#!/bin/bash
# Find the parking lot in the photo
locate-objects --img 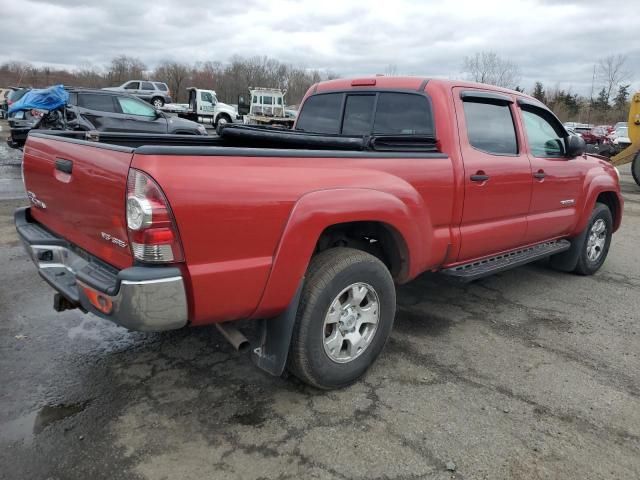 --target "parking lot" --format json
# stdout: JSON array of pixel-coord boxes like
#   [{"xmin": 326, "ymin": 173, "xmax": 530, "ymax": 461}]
[{"xmin": 0, "ymin": 118, "xmax": 638, "ymax": 479}]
